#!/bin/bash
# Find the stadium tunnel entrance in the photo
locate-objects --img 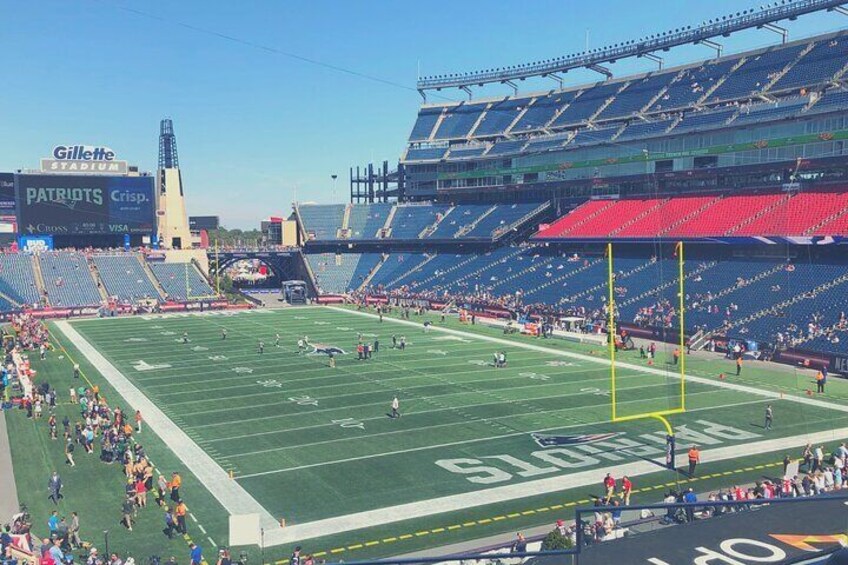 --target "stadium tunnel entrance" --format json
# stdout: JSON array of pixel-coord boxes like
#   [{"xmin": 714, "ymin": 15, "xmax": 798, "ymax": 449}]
[{"xmin": 209, "ymin": 251, "xmax": 302, "ymax": 290}]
